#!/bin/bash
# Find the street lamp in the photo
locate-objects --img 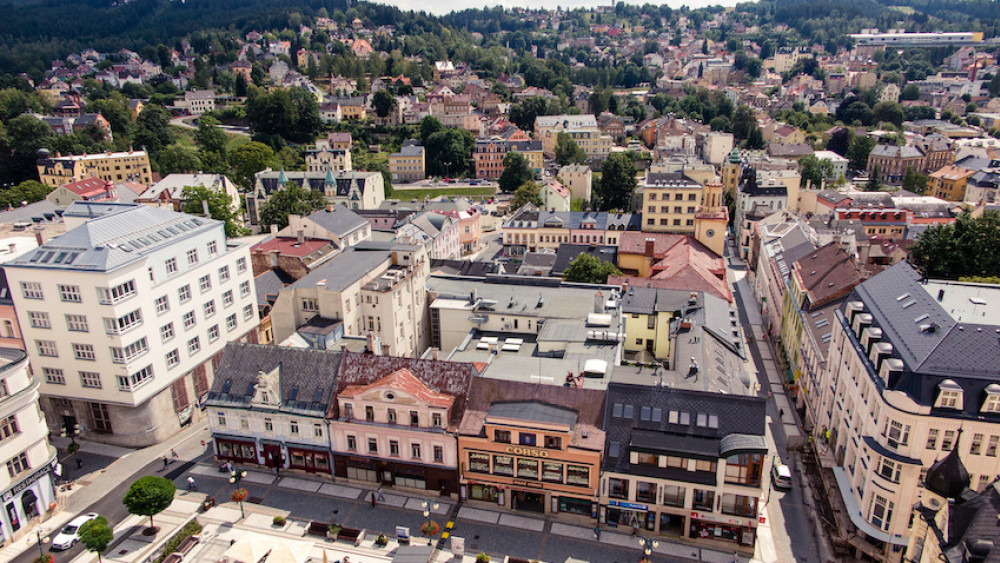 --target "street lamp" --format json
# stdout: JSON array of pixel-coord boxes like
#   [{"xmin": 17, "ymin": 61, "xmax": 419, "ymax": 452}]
[
  {"xmin": 637, "ymin": 534, "xmax": 658, "ymax": 562},
  {"xmin": 420, "ymin": 499, "xmax": 439, "ymax": 543},
  {"xmin": 35, "ymin": 529, "xmax": 49, "ymax": 560},
  {"xmin": 229, "ymin": 467, "xmax": 248, "ymax": 518},
  {"xmin": 60, "ymin": 423, "xmax": 81, "ymax": 447}
]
